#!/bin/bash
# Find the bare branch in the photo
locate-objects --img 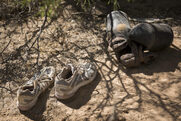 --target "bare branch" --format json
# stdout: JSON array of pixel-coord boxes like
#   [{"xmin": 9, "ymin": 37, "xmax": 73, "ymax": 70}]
[
  {"xmin": 29, "ymin": 6, "xmax": 49, "ymax": 50},
  {"xmin": 0, "ymin": 86, "xmax": 16, "ymax": 95}
]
